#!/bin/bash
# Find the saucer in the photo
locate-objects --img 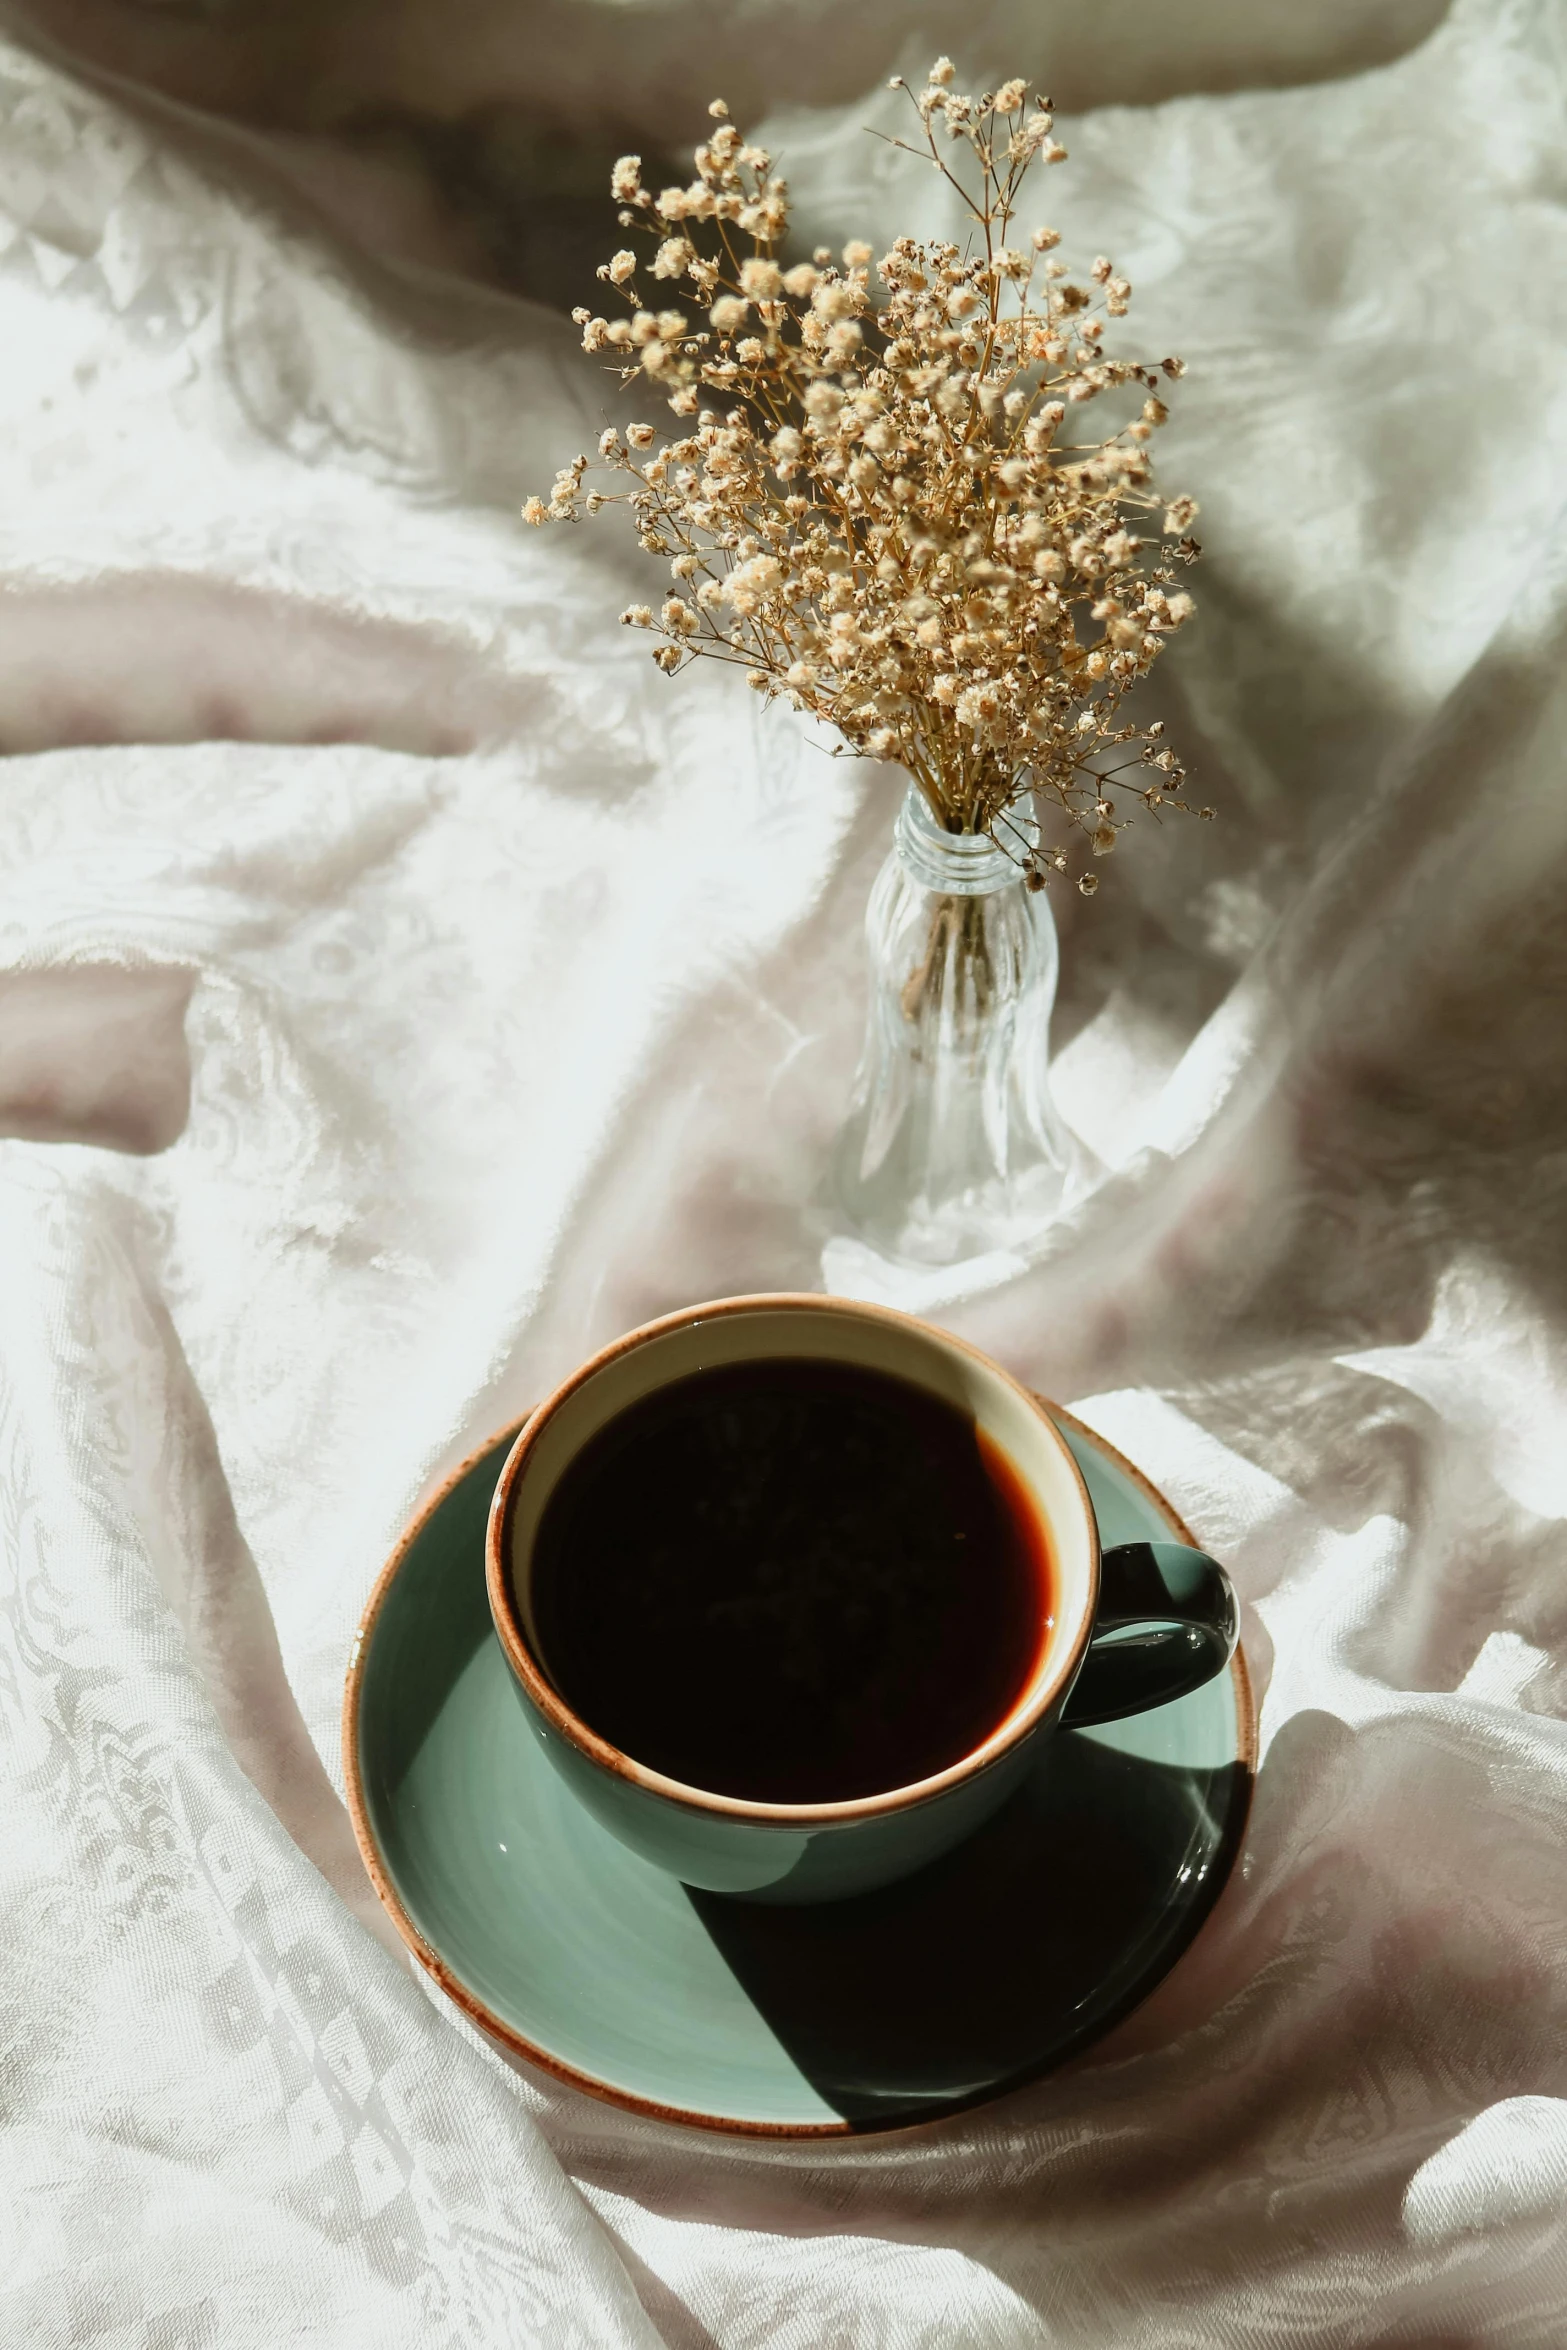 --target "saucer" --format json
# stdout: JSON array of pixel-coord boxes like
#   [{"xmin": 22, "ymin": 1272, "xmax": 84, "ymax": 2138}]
[{"xmin": 344, "ymin": 1406, "xmax": 1254, "ymax": 2137}]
